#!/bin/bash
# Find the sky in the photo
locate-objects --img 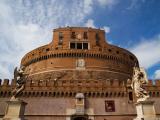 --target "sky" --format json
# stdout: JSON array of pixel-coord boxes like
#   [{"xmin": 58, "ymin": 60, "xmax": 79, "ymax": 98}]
[{"xmin": 0, "ymin": 0, "xmax": 160, "ymax": 80}]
